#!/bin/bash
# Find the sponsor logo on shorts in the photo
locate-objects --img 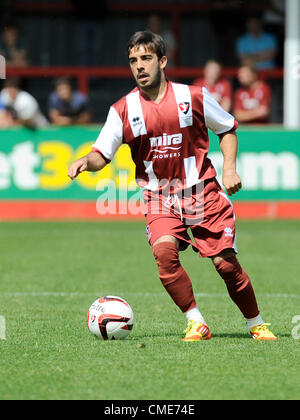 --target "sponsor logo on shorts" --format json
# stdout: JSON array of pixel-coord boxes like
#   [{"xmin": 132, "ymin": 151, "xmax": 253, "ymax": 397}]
[
  {"xmin": 146, "ymin": 225, "xmax": 152, "ymax": 241},
  {"xmin": 224, "ymin": 227, "xmax": 233, "ymax": 237}
]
